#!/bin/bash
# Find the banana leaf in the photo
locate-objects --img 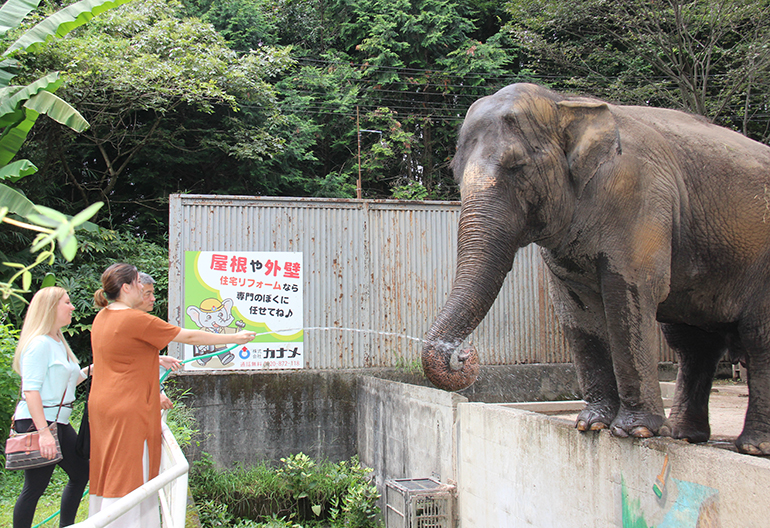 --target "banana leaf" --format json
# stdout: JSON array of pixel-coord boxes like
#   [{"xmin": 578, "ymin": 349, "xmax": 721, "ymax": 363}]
[
  {"xmin": 0, "ymin": 181, "xmax": 36, "ymax": 218},
  {"xmin": 0, "ymin": 58, "xmax": 18, "ymax": 87},
  {"xmin": 0, "ymin": 72, "xmax": 87, "ymax": 165},
  {"xmin": 0, "ymin": 159, "xmax": 37, "ymax": 181},
  {"xmin": 0, "ymin": 0, "xmax": 42, "ymax": 38},
  {"xmin": 4, "ymin": 0, "xmax": 133, "ymax": 56},
  {"xmin": 0, "ymin": 106, "xmax": 38, "ymax": 166},
  {"xmin": 23, "ymin": 89, "xmax": 88, "ymax": 132},
  {"xmin": 0, "ymin": 71, "xmax": 60, "ymax": 118}
]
